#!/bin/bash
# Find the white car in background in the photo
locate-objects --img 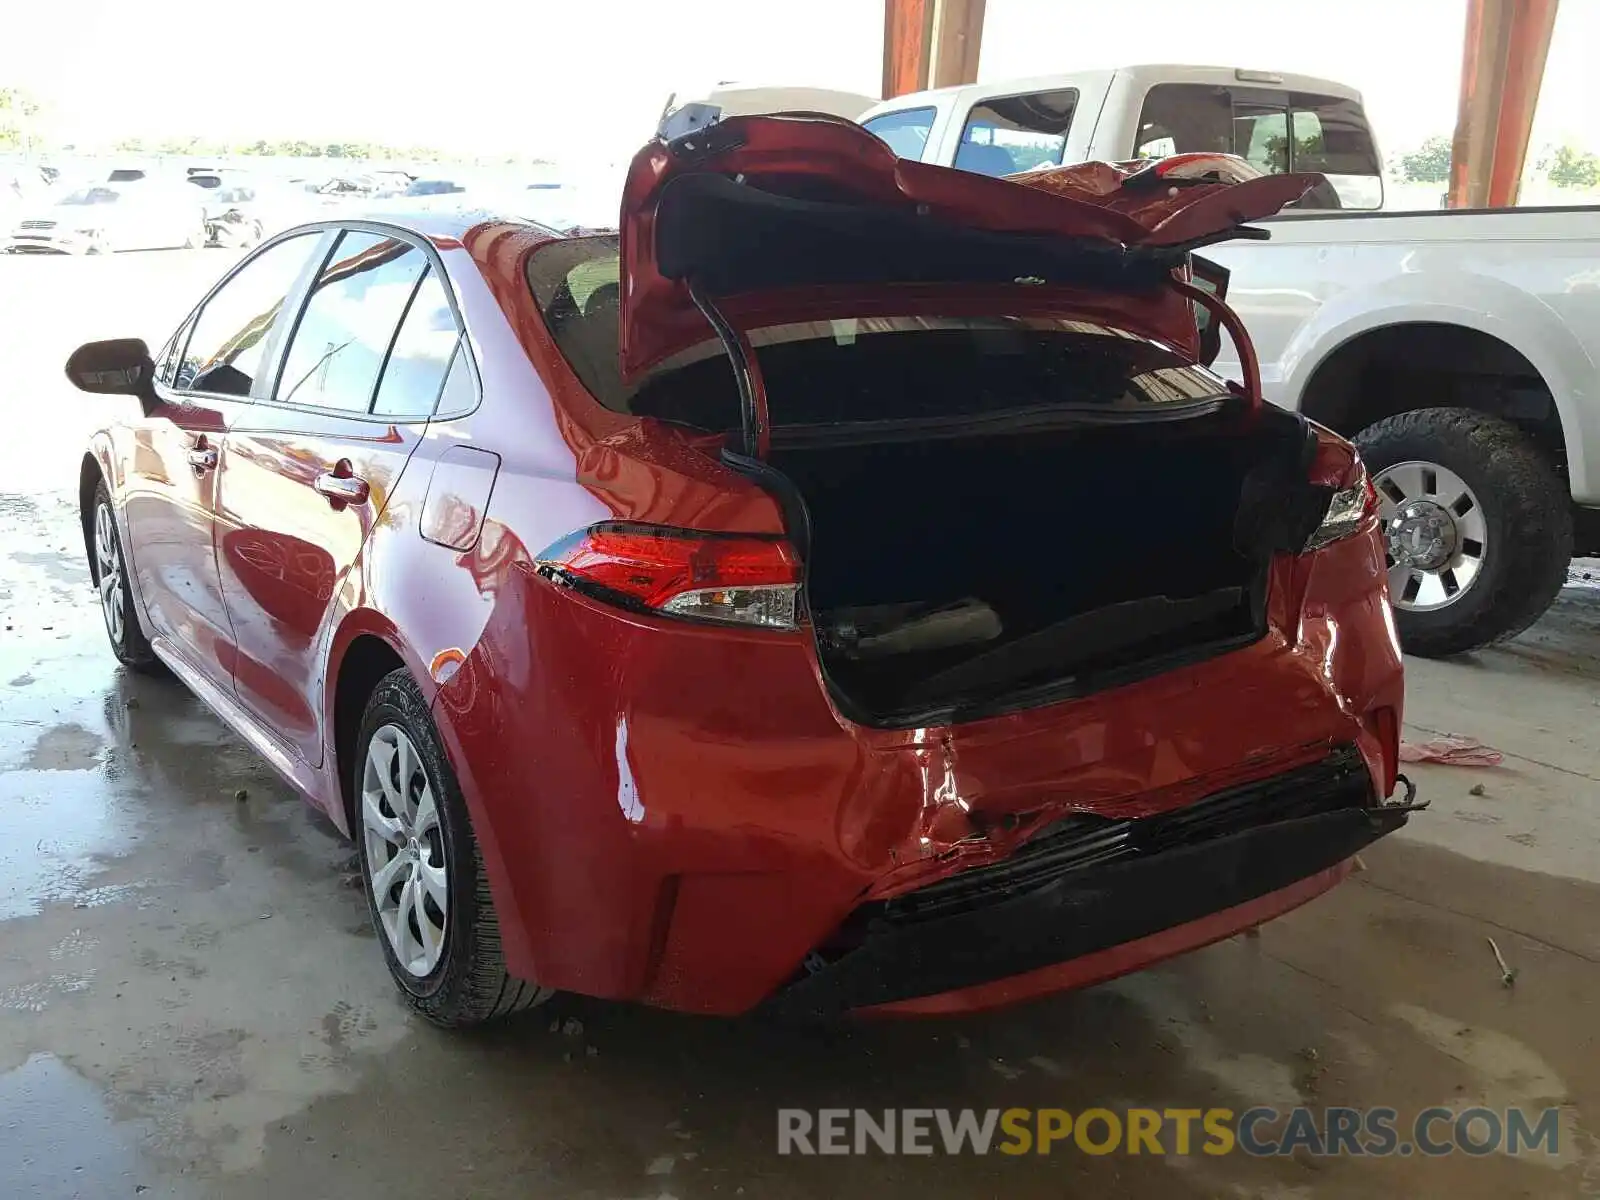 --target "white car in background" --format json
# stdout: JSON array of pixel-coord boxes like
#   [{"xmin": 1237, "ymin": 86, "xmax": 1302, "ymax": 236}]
[
  {"xmin": 6, "ymin": 179, "xmax": 206, "ymax": 254},
  {"xmin": 1, "ymin": 164, "xmax": 54, "ymax": 229}
]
